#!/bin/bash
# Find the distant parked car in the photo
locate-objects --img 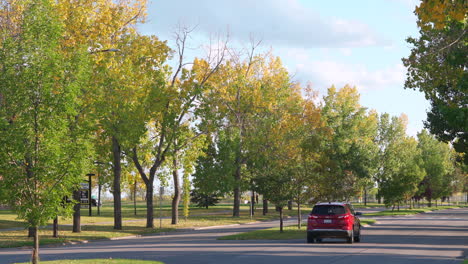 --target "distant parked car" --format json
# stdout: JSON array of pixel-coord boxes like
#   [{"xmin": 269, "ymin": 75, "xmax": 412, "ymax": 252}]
[
  {"xmin": 307, "ymin": 202, "xmax": 362, "ymax": 243},
  {"xmin": 91, "ymin": 198, "xmax": 101, "ymax": 207}
]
